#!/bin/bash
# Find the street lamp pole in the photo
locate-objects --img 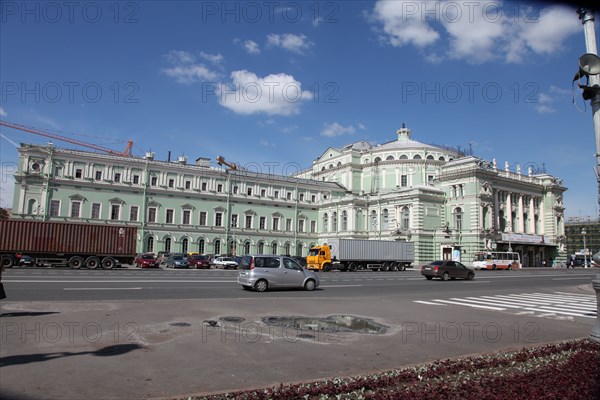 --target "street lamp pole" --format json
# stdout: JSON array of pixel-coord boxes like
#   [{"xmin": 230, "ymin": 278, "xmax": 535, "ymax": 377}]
[
  {"xmin": 577, "ymin": 7, "xmax": 600, "ymax": 342},
  {"xmin": 582, "ymin": 228, "xmax": 588, "ymax": 268}
]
